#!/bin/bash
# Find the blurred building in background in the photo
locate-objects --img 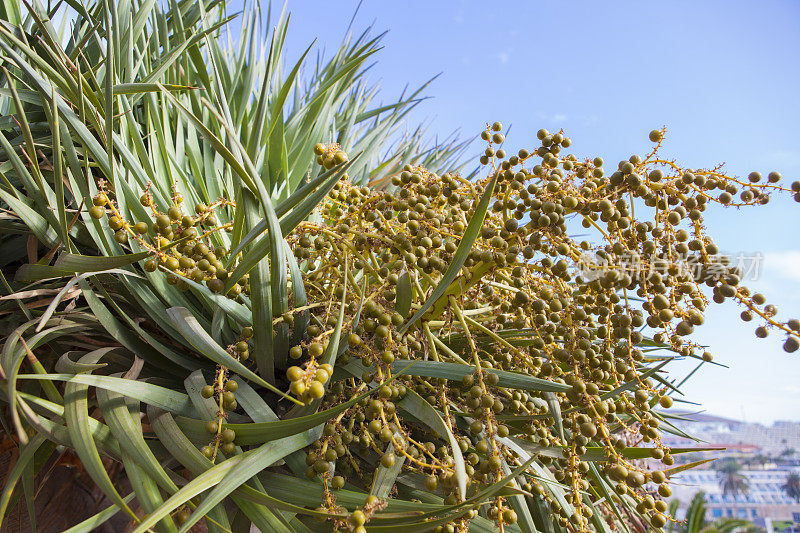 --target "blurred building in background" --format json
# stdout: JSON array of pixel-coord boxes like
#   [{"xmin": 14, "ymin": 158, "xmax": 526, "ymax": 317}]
[
  {"xmin": 663, "ymin": 412, "xmax": 800, "ymax": 530},
  {"xmin": 671, "ymin": 469, "xmax": 799, "ymax": 522}
]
